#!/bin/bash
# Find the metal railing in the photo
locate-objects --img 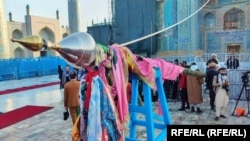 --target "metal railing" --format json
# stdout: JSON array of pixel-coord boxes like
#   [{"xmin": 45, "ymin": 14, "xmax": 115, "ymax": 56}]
[
  {"xmin": 1, "ymin": 53, "xmax": 249, "ymax": 99},
  {"xmin": 161, "ymin": 53, "xmax": 250, "ymax": 99}
]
